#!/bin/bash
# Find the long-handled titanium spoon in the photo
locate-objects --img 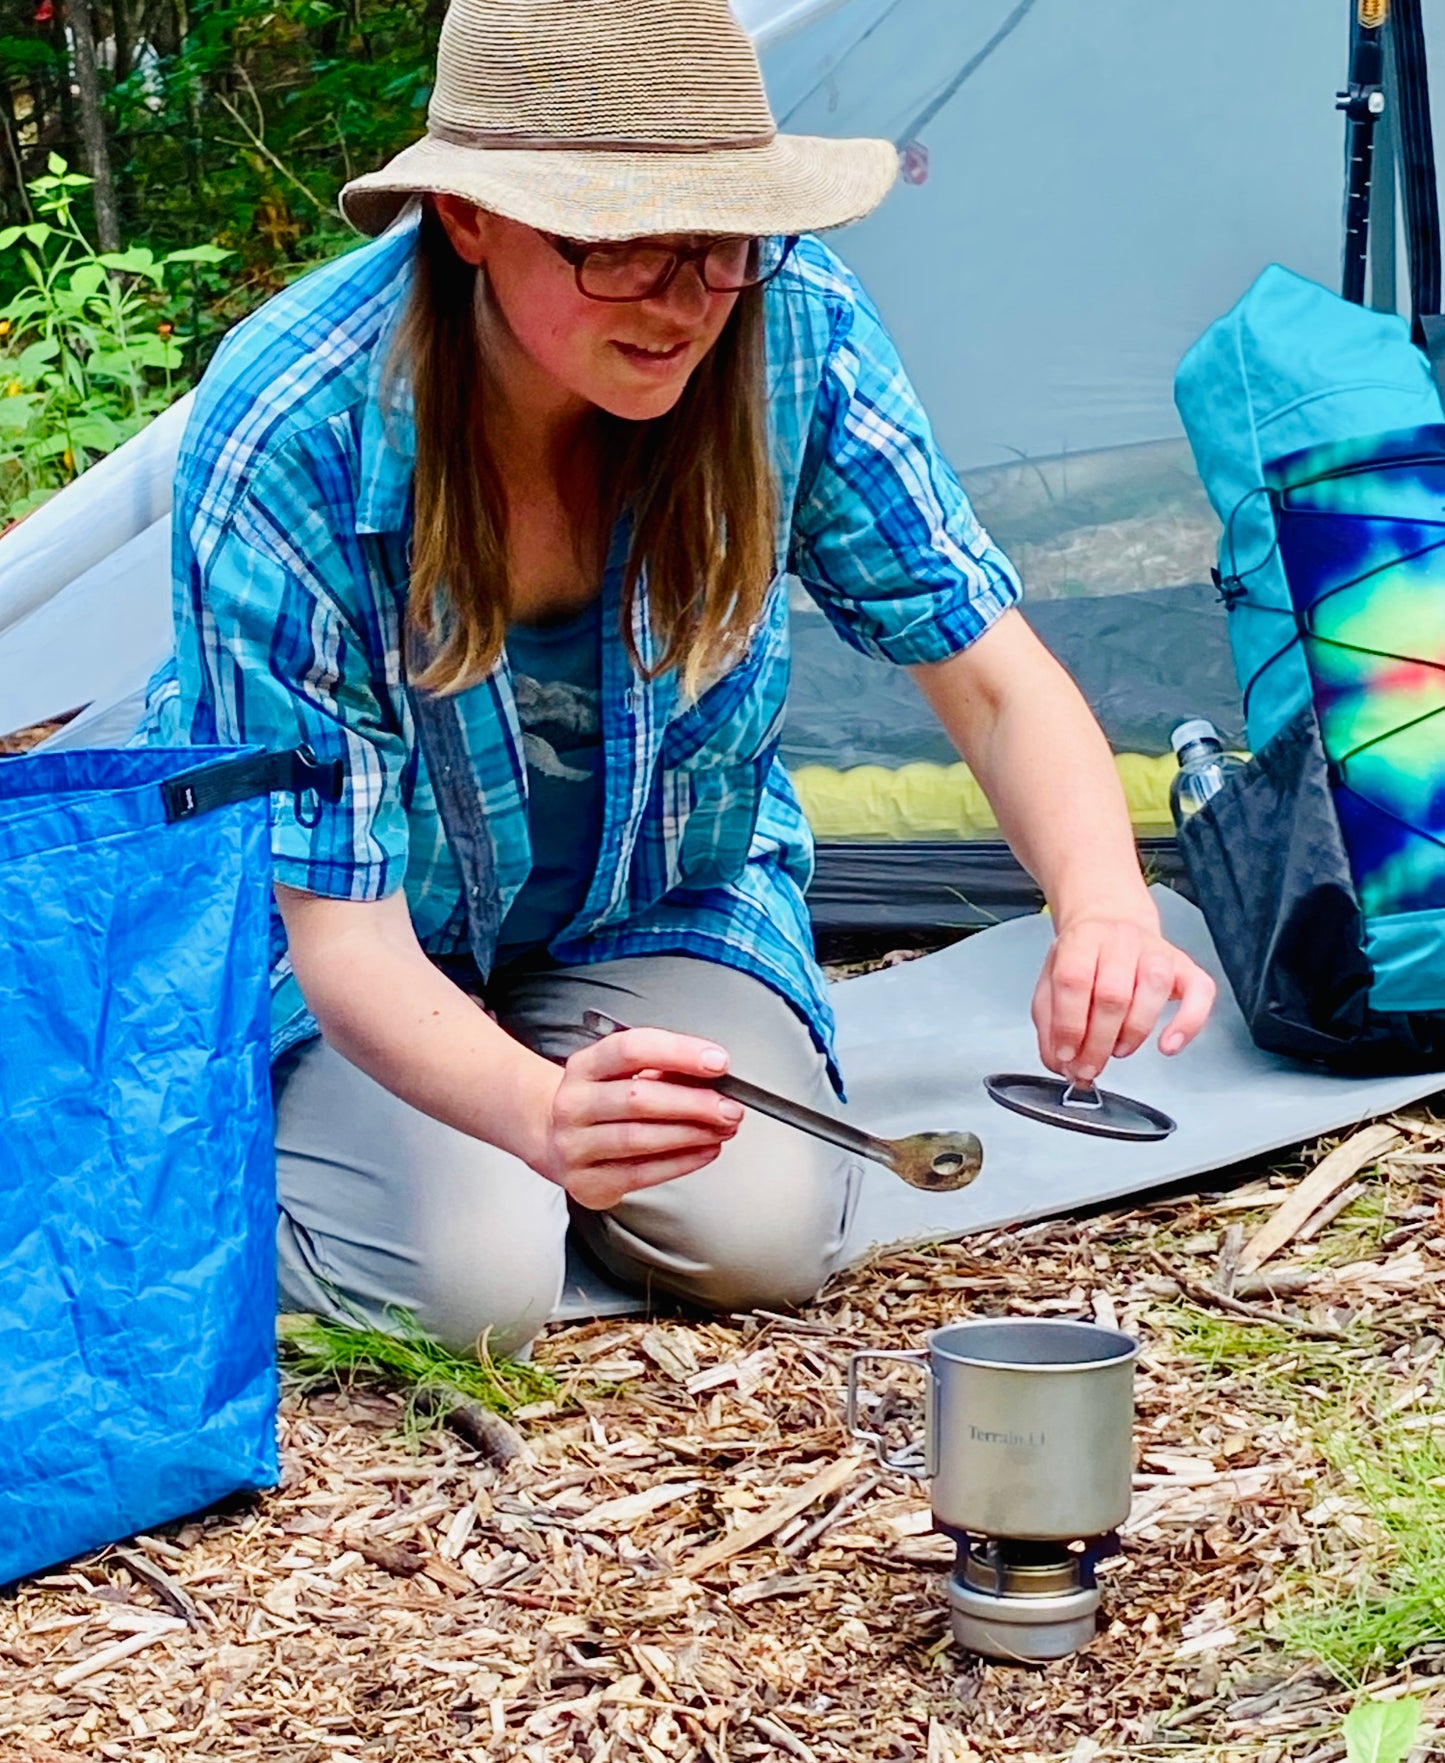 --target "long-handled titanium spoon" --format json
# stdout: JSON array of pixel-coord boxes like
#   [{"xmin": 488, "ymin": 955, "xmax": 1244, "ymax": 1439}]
[{"xmin": 579, "ymin": 1010, "xmax": 983, "ymax": 1193}]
